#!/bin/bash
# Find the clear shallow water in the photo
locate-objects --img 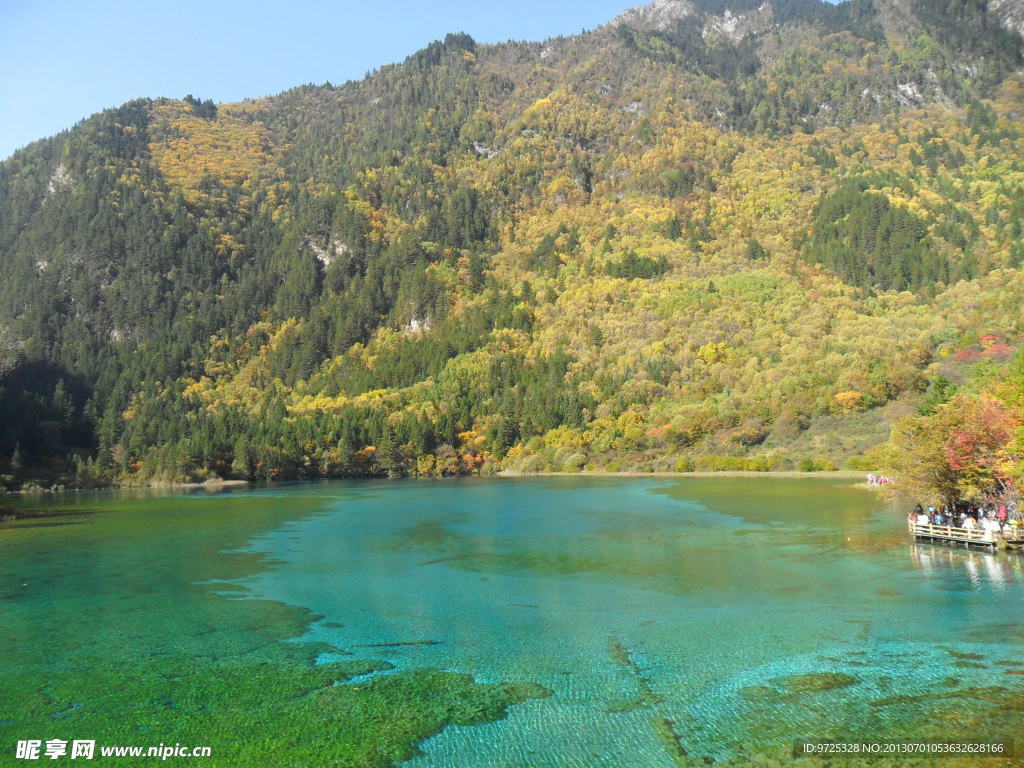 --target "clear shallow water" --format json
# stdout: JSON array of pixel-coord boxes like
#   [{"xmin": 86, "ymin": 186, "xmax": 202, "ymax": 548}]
[
  {"xmin": 3, "ymin": 476, "xmax": 1024, "ymax": 767},
  {"xmin": 237, "ymin": 477, "xmax": 1024, "ymax": 766}
]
